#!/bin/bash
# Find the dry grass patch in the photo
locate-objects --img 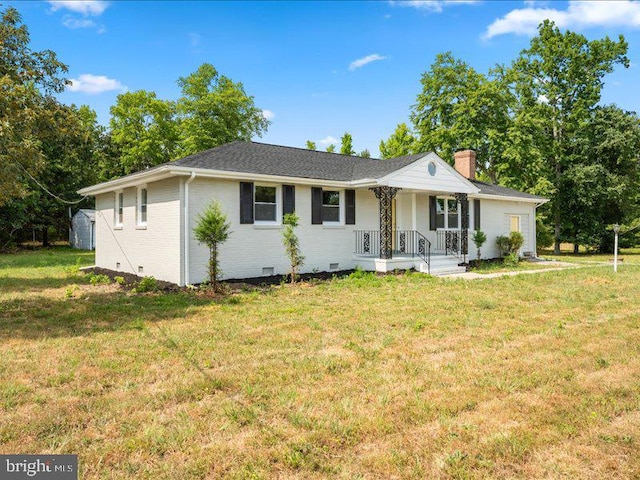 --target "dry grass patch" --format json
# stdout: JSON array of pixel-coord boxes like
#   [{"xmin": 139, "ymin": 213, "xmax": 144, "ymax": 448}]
[{"xmin": 1, "ymin": 249, "xmax": 639, "ymax": 478}]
